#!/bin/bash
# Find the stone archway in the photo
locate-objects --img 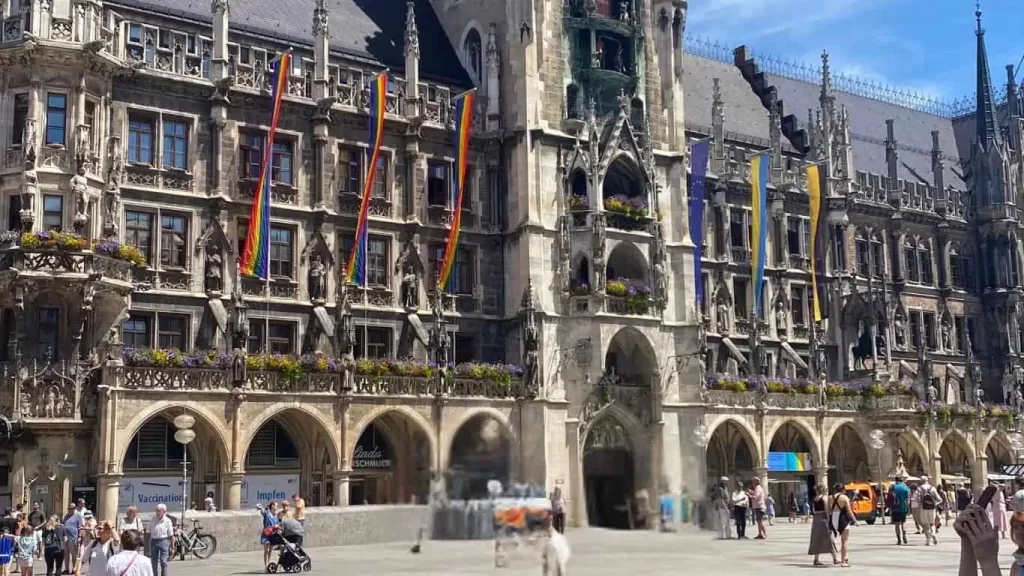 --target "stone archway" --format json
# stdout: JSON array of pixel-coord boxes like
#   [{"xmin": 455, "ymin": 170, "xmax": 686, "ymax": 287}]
[
  {"xmin": 118, "ymin": 406, "xmax": 229, "ymax": 514},
  {"xmin": 706, "ymin": 418, "xmax": 759, "ymax": 483},
  {"xmin": 446, "ymin": 412, "xmax": 513, "ymax": 500},
  {"xmin": 582, "ymin": 412, "xmax": 638, "ymax": 530},
  {"xmin": 986, "ymin": 434, "xmax": 1014, "ymax": 474},
  {"xmin": 242, "ymin": 407, "xmax": 338, "ymax": 507},
  {"xmin": 350, "ymin": 410, "xmax": 432, "ymax": 505},
  {"xmin": 766, "ymin": 420, "xmax": 820, "ymax": 505},
  {"xmin": 896, "ymin": 432, "xmax": 928, "ymax": 477},
  {"xmin": 940, "ymin": 432, "xmax": 975, "ymax": 478},
  {"xmin": 826, "ymin": 423, "xmax": 870, "ymax": 485}
]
